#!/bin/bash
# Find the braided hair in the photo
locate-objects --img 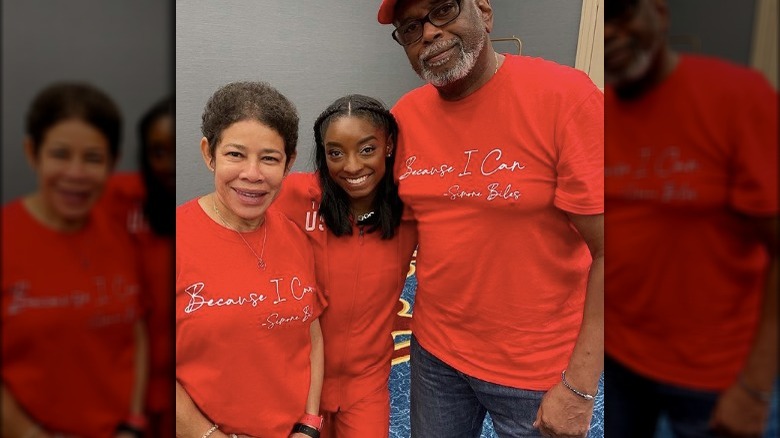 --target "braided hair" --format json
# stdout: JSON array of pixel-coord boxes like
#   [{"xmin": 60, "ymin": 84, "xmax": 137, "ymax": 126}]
[{"xmin": 313, "ymin": 95, "xmax": 403, "ymax": 239}]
